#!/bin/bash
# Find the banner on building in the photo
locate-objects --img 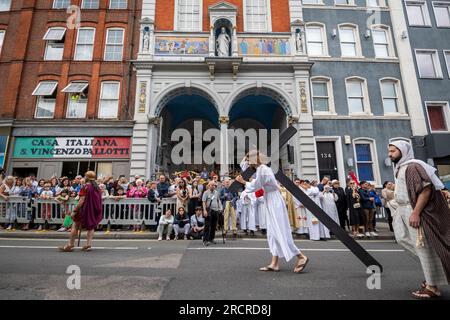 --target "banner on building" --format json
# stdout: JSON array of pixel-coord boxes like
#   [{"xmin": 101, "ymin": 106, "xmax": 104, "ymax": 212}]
[
  {"xmin": 13, "ymin": 137, "xmax": 131, "ymax": 159},
  {"xmin": 0, "ymin": 136, "xmax": 8, "ymax": 169}
]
